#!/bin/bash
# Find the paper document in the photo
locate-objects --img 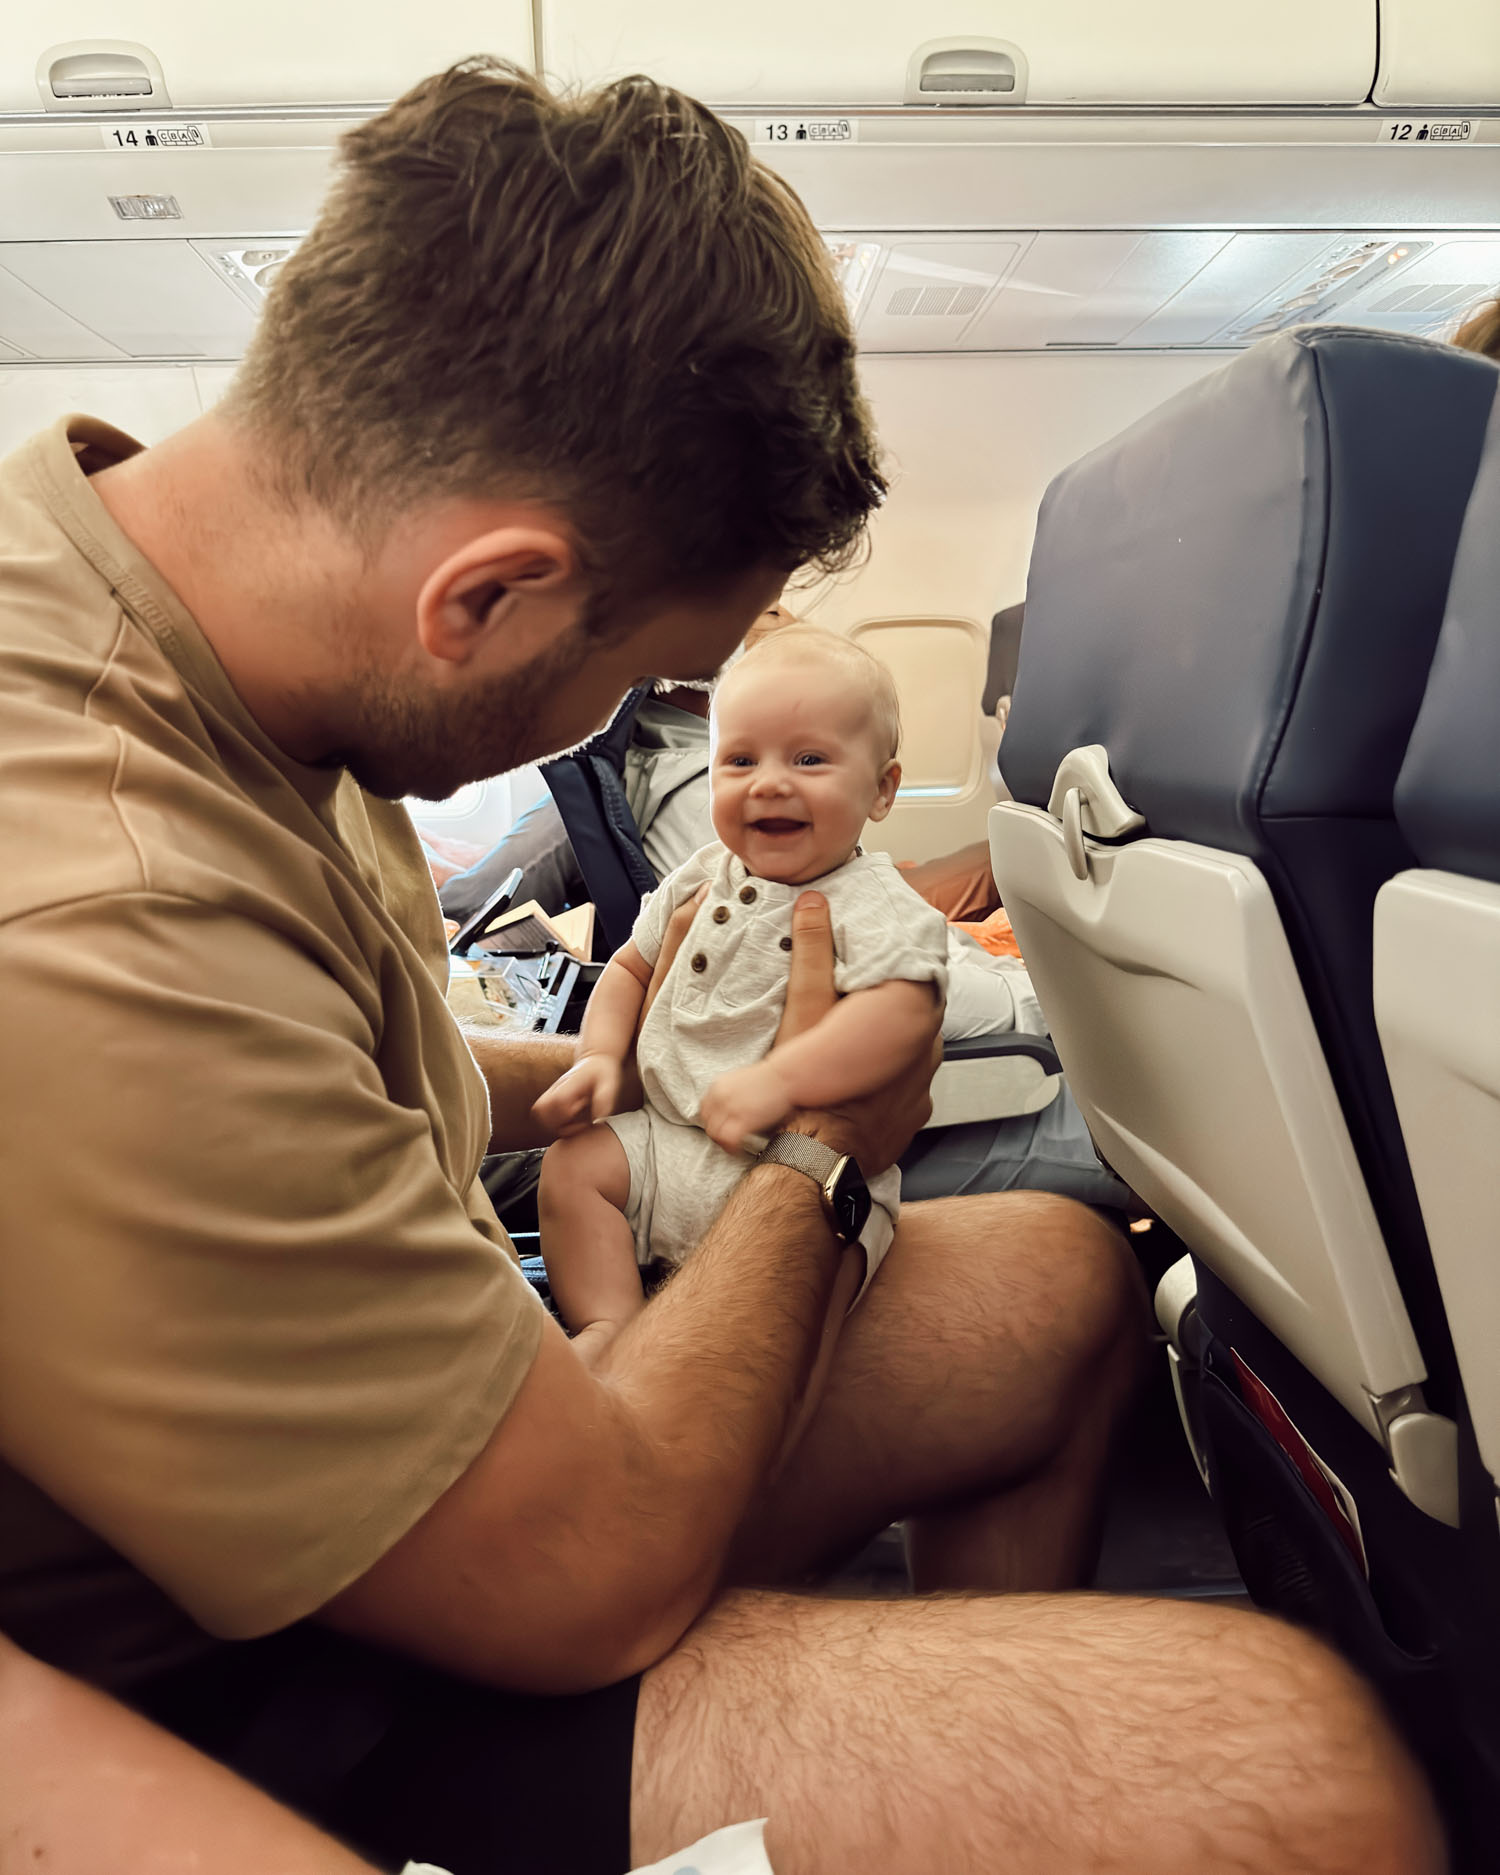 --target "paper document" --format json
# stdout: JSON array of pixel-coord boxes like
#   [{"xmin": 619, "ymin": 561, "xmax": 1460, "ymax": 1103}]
[
  {"xmin": 629, "ymin": 1817, "xmax": 773, "ymax": 1874},
  {"xmin": 402, "ymin": 1818, "xmax": 773, "ymax": 1875}
]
